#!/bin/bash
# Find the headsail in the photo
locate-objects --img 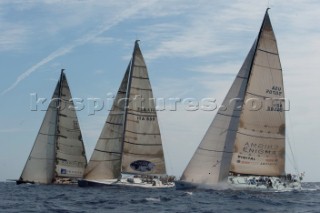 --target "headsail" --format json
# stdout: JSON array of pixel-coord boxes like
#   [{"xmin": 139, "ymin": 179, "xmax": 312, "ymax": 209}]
[
  {"xmin": 19, "ymin": 83, "xmax": 59, "ymax": 184},
  {"xmin": 120, "ymin": 41, "xmax": 166, "ymax": 175},
  {"xmin": 19, "ymin": 70, "xmax": 87, "ymax": 184},
  {"xmin": 84, "ymin": 66, "xmax": 129, "ymax": 180},
  {"xmin": 180, "ymin": 9, "xmax": 285, "ymax": 185},
  {"xmin": 180, "ymin": 40, "xmax": 257, "ymax": 185}
]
